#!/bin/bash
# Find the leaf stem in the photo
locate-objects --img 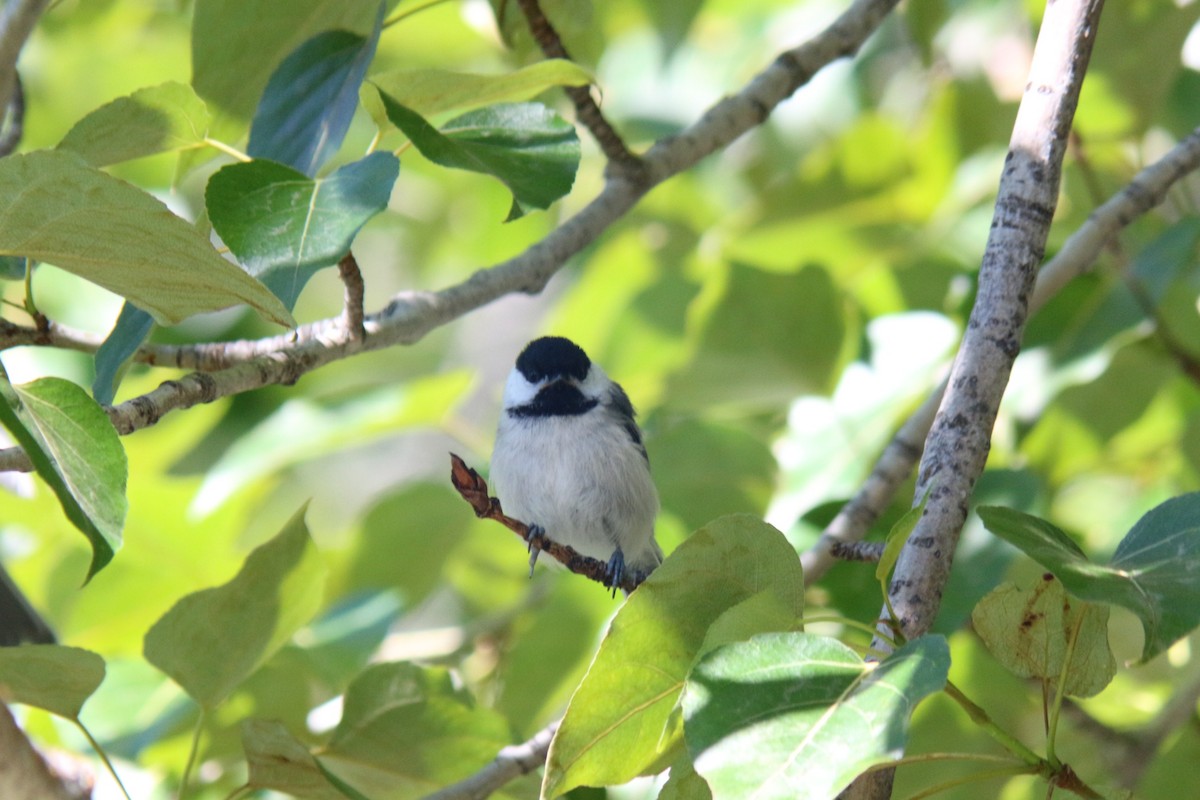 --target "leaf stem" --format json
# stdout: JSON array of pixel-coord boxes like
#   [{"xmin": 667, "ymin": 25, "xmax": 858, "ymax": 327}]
[
  {"xmin": 943, "ymin": 680, "xmax": 1043, "ymax": 767},
  {"xmin": 178, "ymin": 710, "xmax": 206, "ymax": 800},
  {"xmin": 1045, "ymin": 607, "xmax": 1087, "ymax": 766},
  {"xmin": 898, "ymin": 763, "xmax": 1041, "ymax": 800},
  {"xmin": 203, "ymin": 138, "xmax": 252, "ymax": 163},
  {"xmin": 798, "ymin": 613, "xmax": 899, "ymax": 647},
  {"xmin": 22, "ymin": 256, "xmax": 36, "ymax": 318},
  {"xmin": 76, "ymin": 720, "xmax": 132, "ymax": 800}
]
